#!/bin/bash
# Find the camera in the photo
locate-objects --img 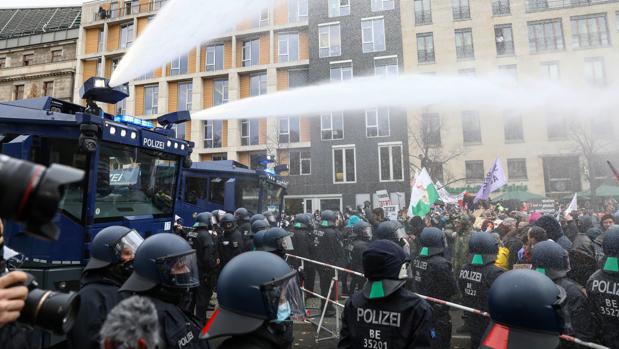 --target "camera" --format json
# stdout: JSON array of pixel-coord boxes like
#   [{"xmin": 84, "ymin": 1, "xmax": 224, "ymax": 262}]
[{"xmin": 0, "ymin": 154, "xmax": 84, "ymax": 240}]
